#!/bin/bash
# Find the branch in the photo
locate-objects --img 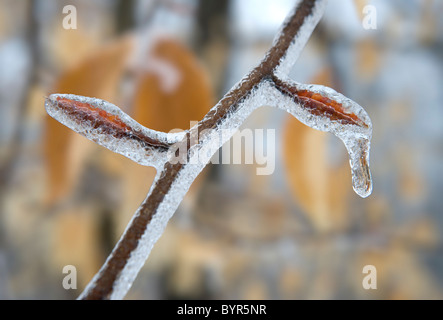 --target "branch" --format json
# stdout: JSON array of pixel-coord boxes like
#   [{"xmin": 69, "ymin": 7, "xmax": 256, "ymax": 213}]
[{"xmin": 45, "ymin": 0, "xmax": 372, "ymax": 300}]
